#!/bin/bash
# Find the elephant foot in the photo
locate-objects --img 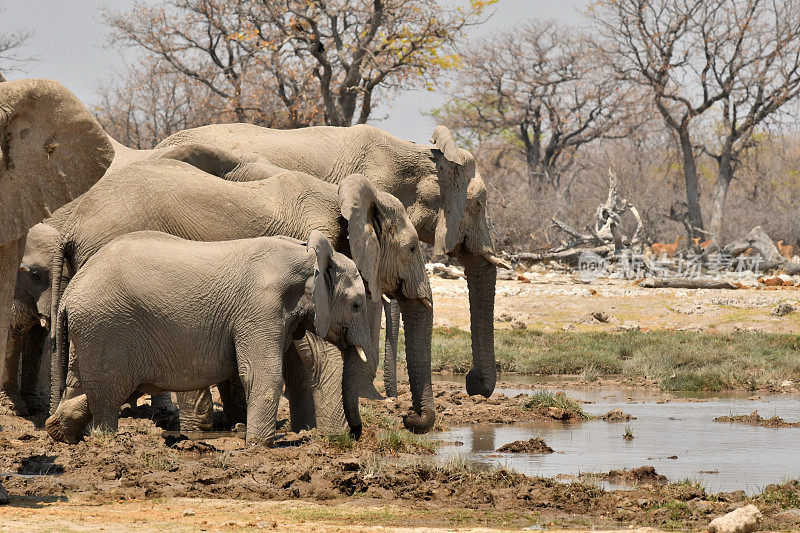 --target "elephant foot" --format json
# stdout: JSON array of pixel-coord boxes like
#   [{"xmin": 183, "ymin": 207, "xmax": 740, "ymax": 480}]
[
  {"xmin": 0, "ymin": 389, "xmax": 29, "ymax": 417},
  {"xmin": 46, "ymin": 394, "xmax": 90, "ymax": 444},
  {"xmin": 465, "ymin": 369, "xmax": 495, "ymax": 398},
  {"xmin": 402, "ymin": 408, "xmax": 435, "ymax": 434}
]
